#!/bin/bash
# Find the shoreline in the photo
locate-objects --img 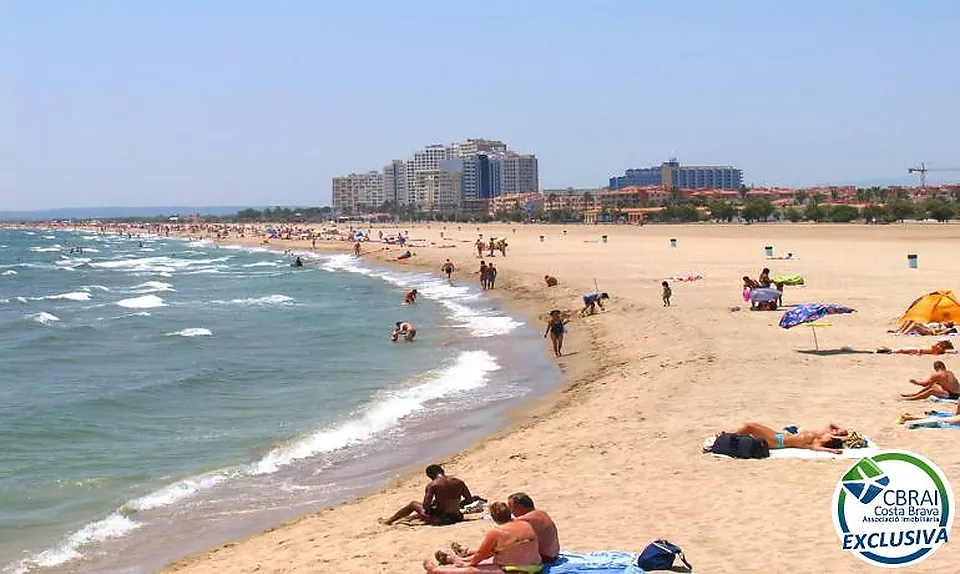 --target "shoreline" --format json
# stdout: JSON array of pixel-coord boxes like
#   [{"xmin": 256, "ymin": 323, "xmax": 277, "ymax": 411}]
[
  {"xmin": 16, "ymin": 221, "xmax": 960, "ymax": 573},
  {"xmin": 8, "ymin": 224, "xmax": 576, "ymax": 574}
]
